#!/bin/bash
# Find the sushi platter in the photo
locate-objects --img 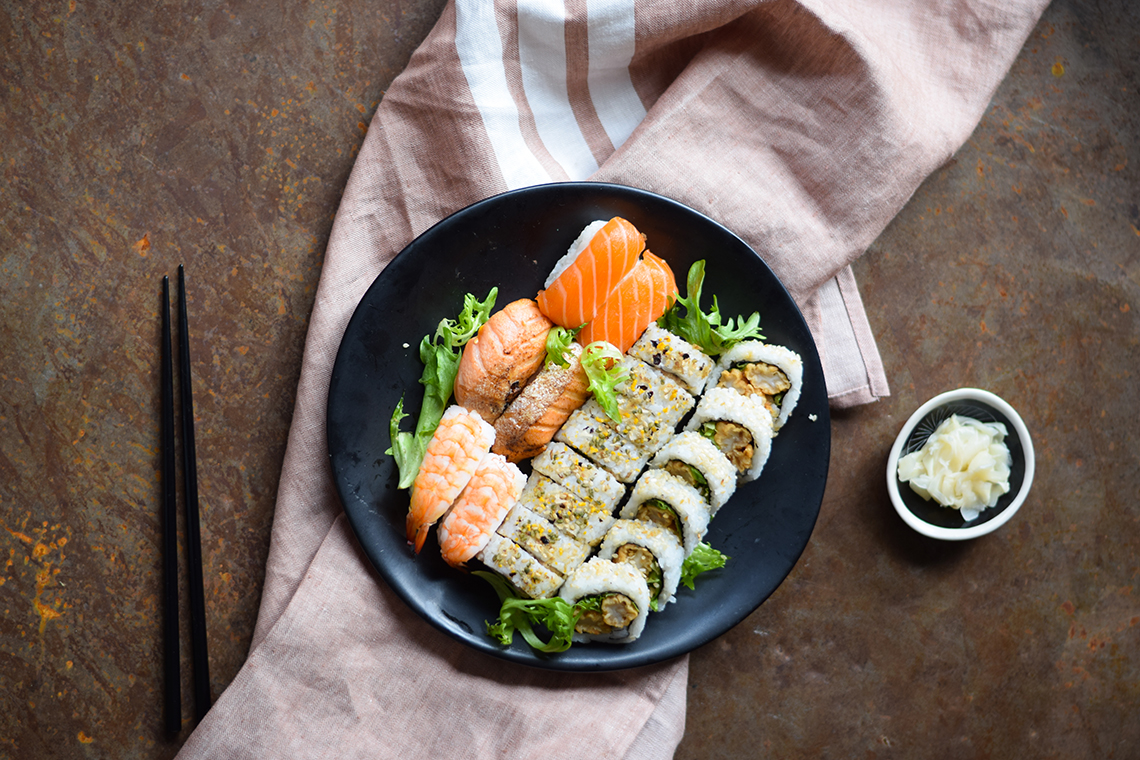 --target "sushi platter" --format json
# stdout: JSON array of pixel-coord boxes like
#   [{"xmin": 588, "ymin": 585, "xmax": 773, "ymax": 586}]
[{"xmin": 327, "ymin": 183, "xmax": 830, "ymax": 671}]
